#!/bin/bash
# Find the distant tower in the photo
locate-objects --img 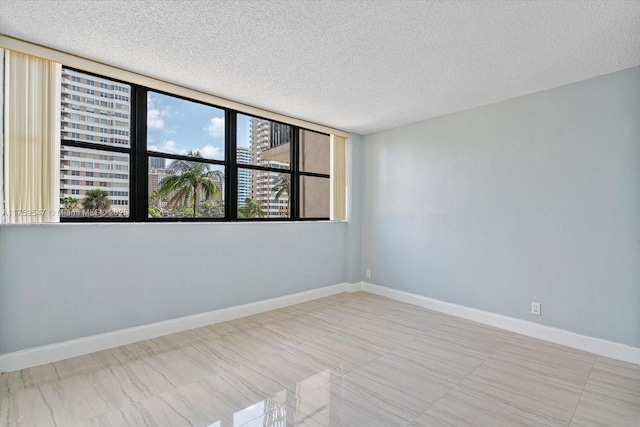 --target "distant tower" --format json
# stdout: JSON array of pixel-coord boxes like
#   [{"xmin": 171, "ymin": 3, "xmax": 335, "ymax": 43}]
[
  {"xmin": 149, "ymin": 157, "xmax": 166, "ymax": 169},
  {"xmin": 237, "ymin": 146, "xmax": 252, "ymax": 206}
]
